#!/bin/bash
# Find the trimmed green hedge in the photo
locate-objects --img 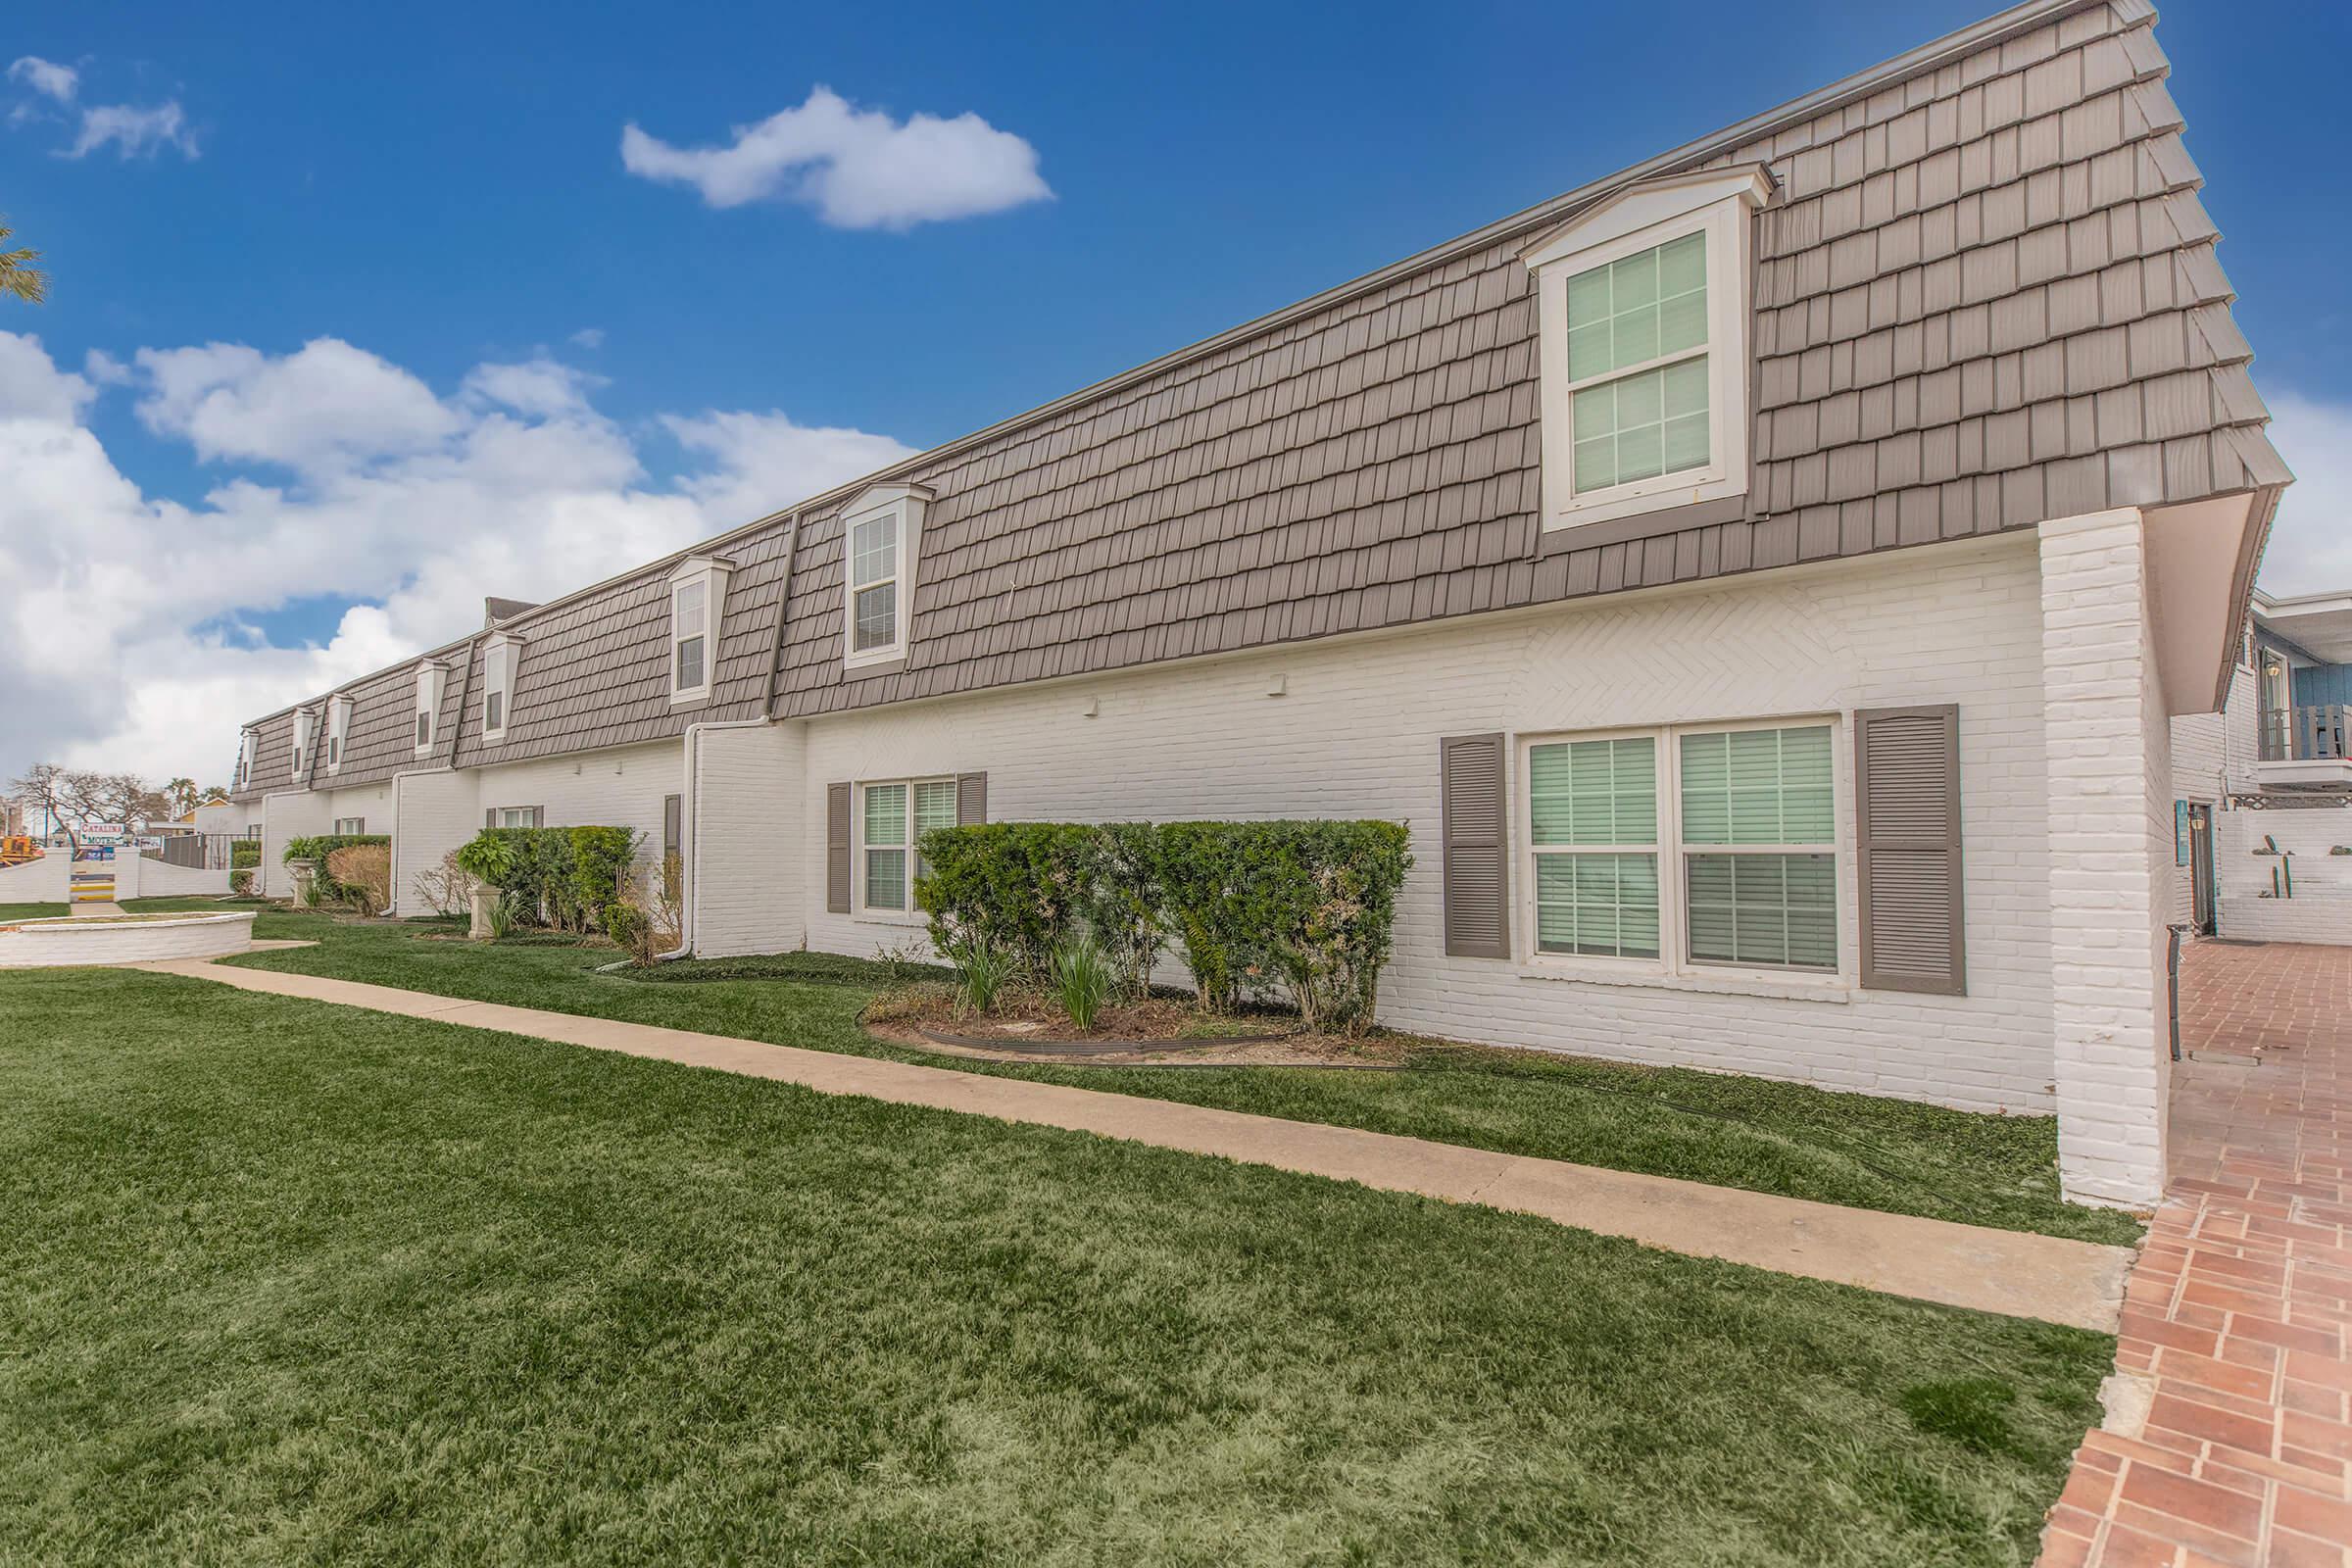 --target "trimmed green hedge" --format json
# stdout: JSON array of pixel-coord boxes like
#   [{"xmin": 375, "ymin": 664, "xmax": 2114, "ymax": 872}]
[
  {"xmin": 455, "ymin": 825, "xmax": 641, "ymax": 932},
  {"xmin": 229, "ymin": 839, "xmax": 263, "ymax": 869},
  {"xmin": 915, "ymin": 819, "xmax": 1411, "ymax": 1034}
]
